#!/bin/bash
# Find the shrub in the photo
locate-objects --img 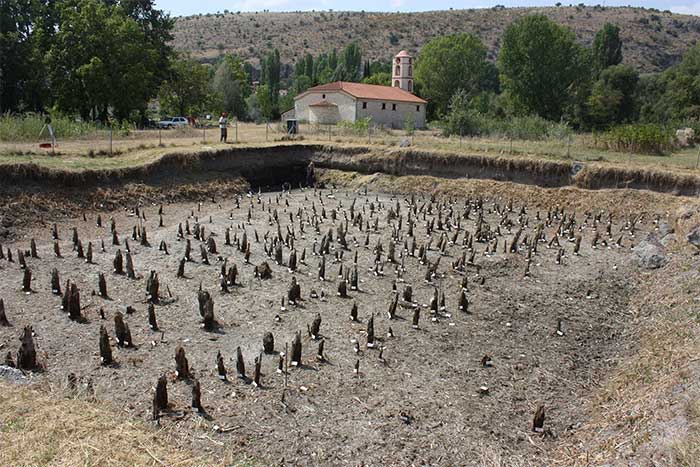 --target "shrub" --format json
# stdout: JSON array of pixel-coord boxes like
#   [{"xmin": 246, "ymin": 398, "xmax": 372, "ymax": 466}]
[
  {"xmin": 403, "ymin": 116, "xmax": 416, "ymax": 136},
  {"xmin": 337, "ymin": 117, "xmax": 371, "ymax": 135},
  {"xmin": 0, "ymin": 113, "xmax": 96, "ymax": 142},
  {"xmin": 604, "ymin": 123, "xmax": 674, "ymax": 154},
  {"xmin": 483, "ymin": 115, "xmax": 572, "ymax": 141},
  {"xmin": 441, "ymin": 90, "xmax": 483, "ymax": 137}
]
